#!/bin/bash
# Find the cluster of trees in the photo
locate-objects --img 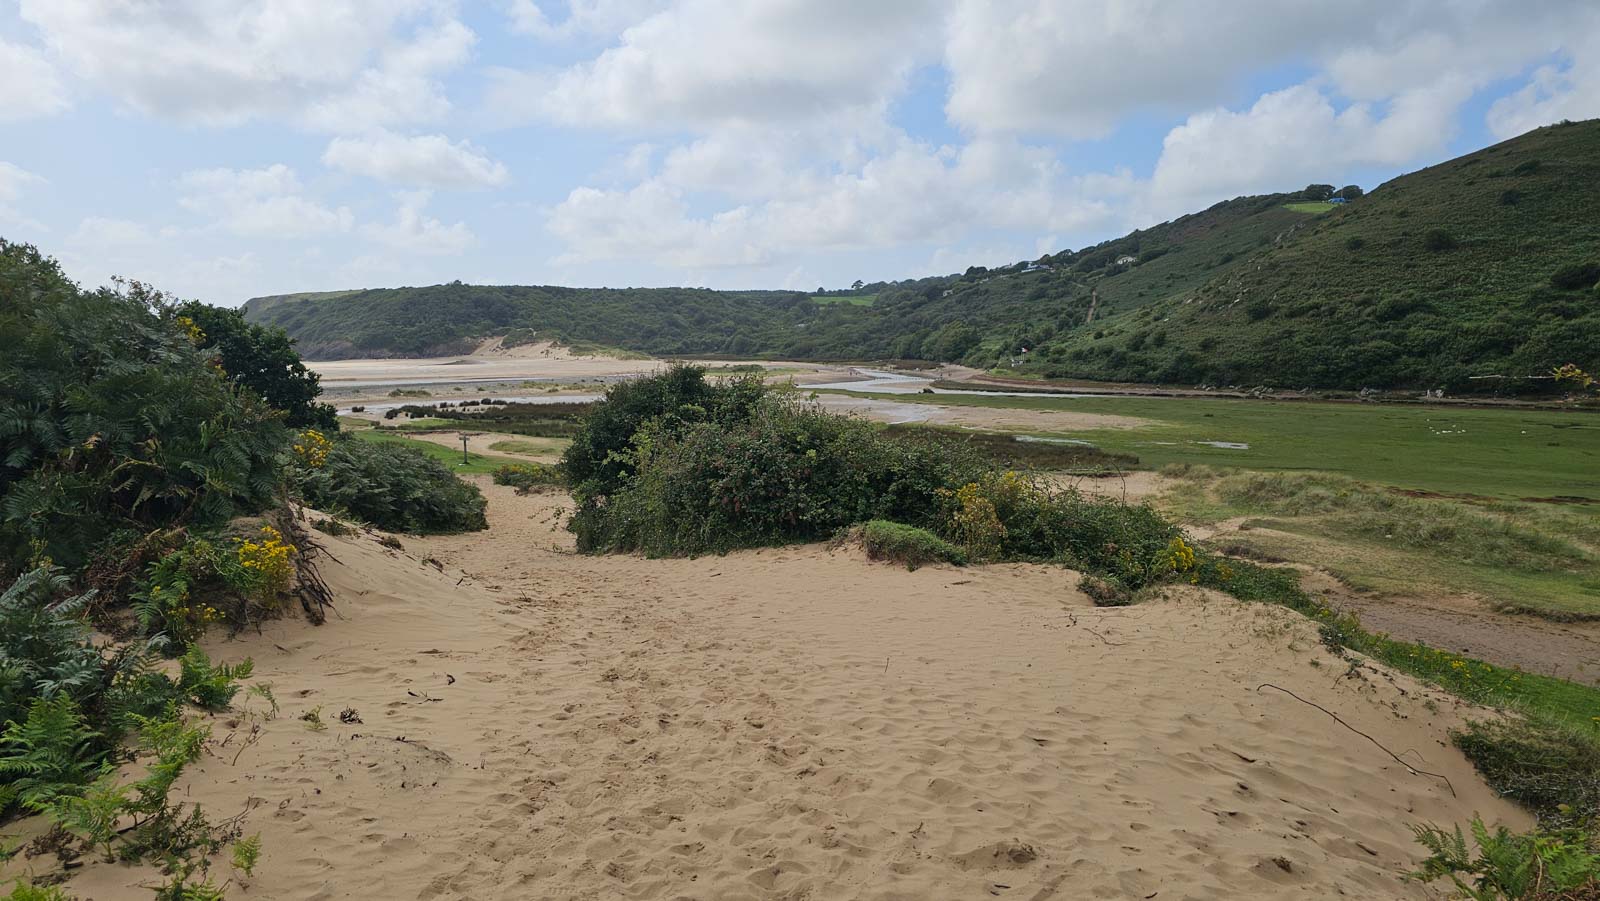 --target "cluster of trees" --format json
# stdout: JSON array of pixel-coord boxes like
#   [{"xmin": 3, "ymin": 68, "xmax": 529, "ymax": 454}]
[{"xmin": 1302, "ymin": 183, "xmax": 1364, "ymax": 201}]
